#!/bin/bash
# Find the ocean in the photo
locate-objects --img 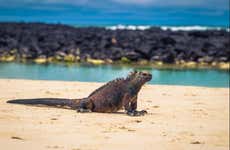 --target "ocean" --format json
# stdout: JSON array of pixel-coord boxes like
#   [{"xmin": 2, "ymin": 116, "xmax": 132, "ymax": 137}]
[{"xmin": 0, "ymin": 3, "xmax": 229, "ymax": 30}]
